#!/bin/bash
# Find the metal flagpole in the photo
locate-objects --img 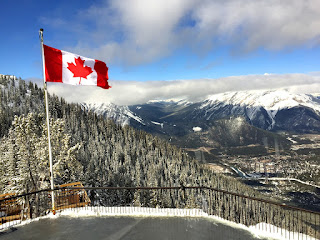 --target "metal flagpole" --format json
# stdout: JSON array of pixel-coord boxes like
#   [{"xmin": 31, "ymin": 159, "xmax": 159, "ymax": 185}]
[{"xmin": 39, "ymin": 28, "xmax": 56, "ymax": 215}]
